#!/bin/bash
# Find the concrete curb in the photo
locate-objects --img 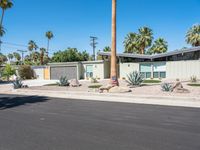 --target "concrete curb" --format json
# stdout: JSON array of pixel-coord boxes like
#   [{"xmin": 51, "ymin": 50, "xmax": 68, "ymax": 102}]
[{"xmin": 1, "ymin": 89, "xmax": 200, "ymax": 108}]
